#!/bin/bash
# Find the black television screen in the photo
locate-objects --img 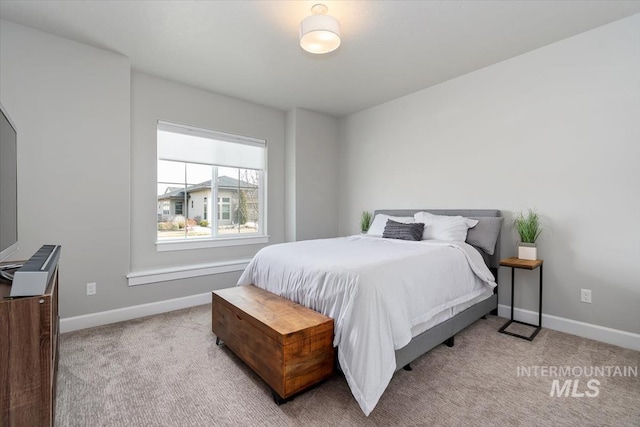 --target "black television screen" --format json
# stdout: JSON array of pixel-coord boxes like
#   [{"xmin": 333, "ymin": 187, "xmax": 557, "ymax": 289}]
[{"xmin": 0, "ymin": 102, "xmax": 18, "ymax": 262}]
